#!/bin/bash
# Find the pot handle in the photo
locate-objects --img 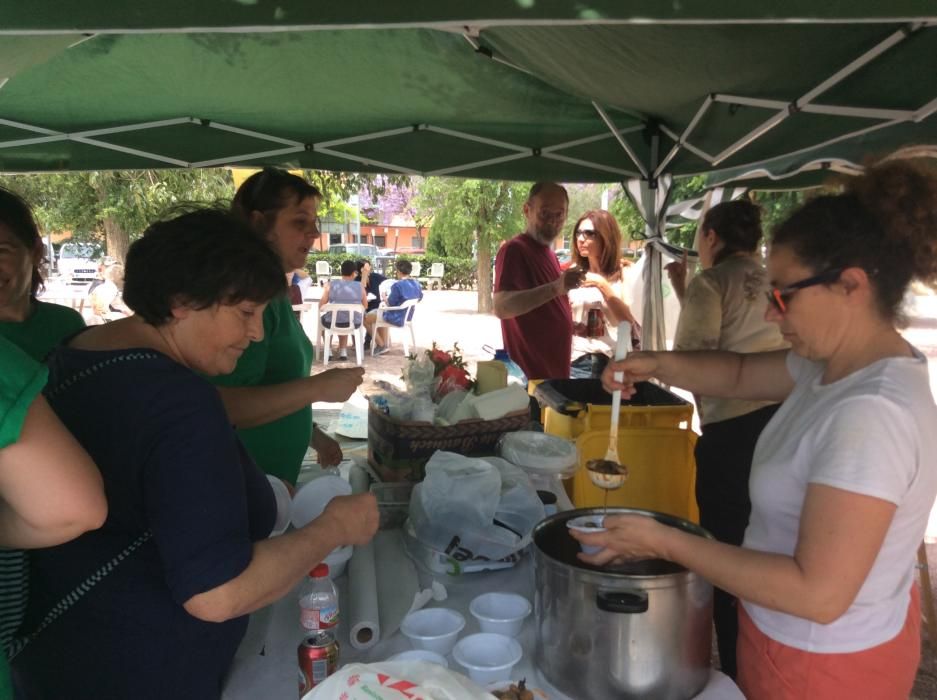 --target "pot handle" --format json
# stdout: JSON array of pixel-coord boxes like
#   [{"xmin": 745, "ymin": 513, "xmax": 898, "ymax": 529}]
[{"xmin": 596, "ymin": 590, "xmax": 649, "ymax": 614}]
